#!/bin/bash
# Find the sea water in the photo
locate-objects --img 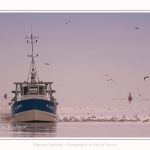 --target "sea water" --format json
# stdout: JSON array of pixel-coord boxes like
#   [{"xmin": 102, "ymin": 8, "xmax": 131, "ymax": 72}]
[{"xmin": 0, "ymin": 107, "xmax": 150, "ymax": 138}]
